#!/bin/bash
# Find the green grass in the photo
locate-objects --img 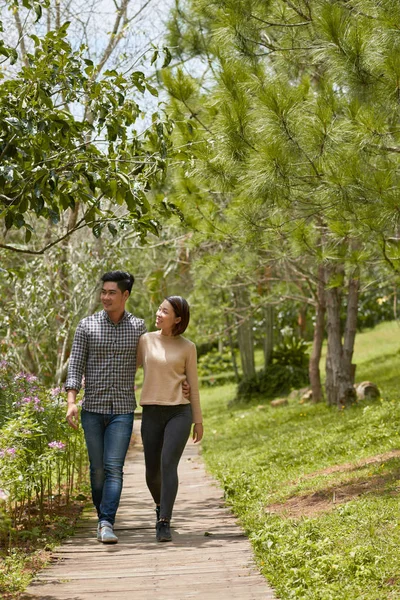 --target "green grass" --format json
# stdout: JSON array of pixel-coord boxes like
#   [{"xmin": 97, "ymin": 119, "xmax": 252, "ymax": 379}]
[{"xmin": 200, "ymin": 321, "xmax": 400, "ymax": 600}]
